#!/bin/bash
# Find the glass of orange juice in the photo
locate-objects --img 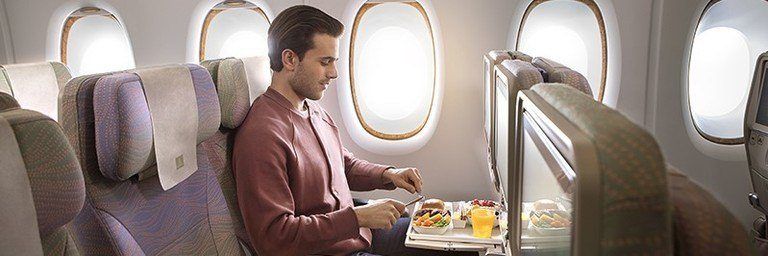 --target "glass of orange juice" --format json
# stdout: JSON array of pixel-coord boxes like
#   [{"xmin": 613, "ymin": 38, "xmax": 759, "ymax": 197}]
[{"xmin": 471, "ymin": 208, "xmax": 494, "ymax": 238}]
